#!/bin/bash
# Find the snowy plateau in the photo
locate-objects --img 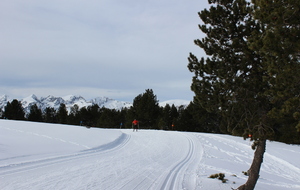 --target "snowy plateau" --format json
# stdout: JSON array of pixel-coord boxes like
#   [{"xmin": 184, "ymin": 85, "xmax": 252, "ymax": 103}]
[
  {"xmin": 0, "ymin": 120, "xmax": 300, "ymax": 190},
  {"xmin": 0, "ymin": 94, "xmax": 190, "ymax": 114}
]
